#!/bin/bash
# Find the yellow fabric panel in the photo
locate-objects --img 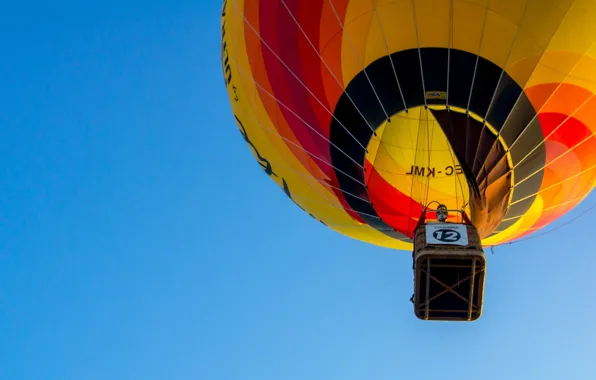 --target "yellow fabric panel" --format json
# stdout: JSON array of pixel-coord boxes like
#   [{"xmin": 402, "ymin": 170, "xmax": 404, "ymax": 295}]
[
  {"xmin": 451, "ymin": 0, "xmax": 488, "ymax": 55},
  {"xmin": 346, "ymin": 0, "xmax": 588, "ymax": 89},
  {"xmin": 525, "ymin": 0, "xmax": 596, "ymax": 90},
  {"xmin": 478, "ymin": 10, "xmax": 519, "ymax": 69},
  {"xmin": 413, "ymin": 0, "xmax": 451, "ymax": 48},
  {"xmin": 482, "ymin": 195, "xmax": 544, "ymax": 245},
  {"xmin": 341, "ymin": 5, "xmax": 376, "ymax": 86},
  {"xmin": 345, "ymin": 0, "xmax": 418, "ymax": 83},
  {"xmin": 363, "ymin": 0, "xmax": 415, "ymax": 73},
  {"xmin": 466, "ymin": 0, "xmax": 490, "ymax": 6},
  {"xmin": 371, "ymin": 0, "xmax": 419, "ymax": 54},
  {"xmin": 491, "ymin": 0, "xmax": 527, "ymax": 24},
  {"xmin": 525, "ymin": 54, "xmax": 582, "ymax": 90},
  {"xmin": 366, "ymin": 107, "xmax": 470, "ymax": 210},
  {"xmin": 519, "ymin": 1, "xmax": 569, "ymax": 50},
  {"xmin": 329, "ymin": 224, "xmax": 411, "ymax": 250},
  {"xmin": 566, "ymin": 45, "xmax": 596, "ymax": 90},
  {"xmin": 541, "ymin": 0, "xmax": 596, "ymax": 54},
  {"xmin": 505, "ymin": 1, "xmax": 570, "ymax": 86}
]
